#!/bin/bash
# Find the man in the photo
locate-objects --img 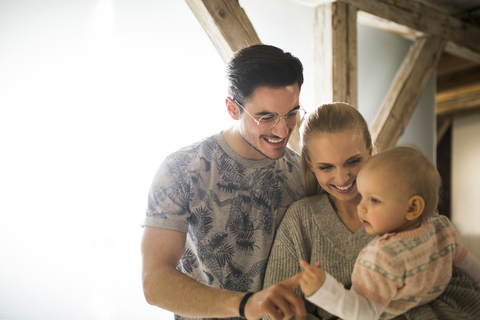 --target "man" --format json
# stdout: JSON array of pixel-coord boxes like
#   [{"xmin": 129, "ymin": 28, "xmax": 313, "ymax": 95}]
[{"xmin": 141, "ymin": 44, "xmax": 307, "ymax": 320}]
